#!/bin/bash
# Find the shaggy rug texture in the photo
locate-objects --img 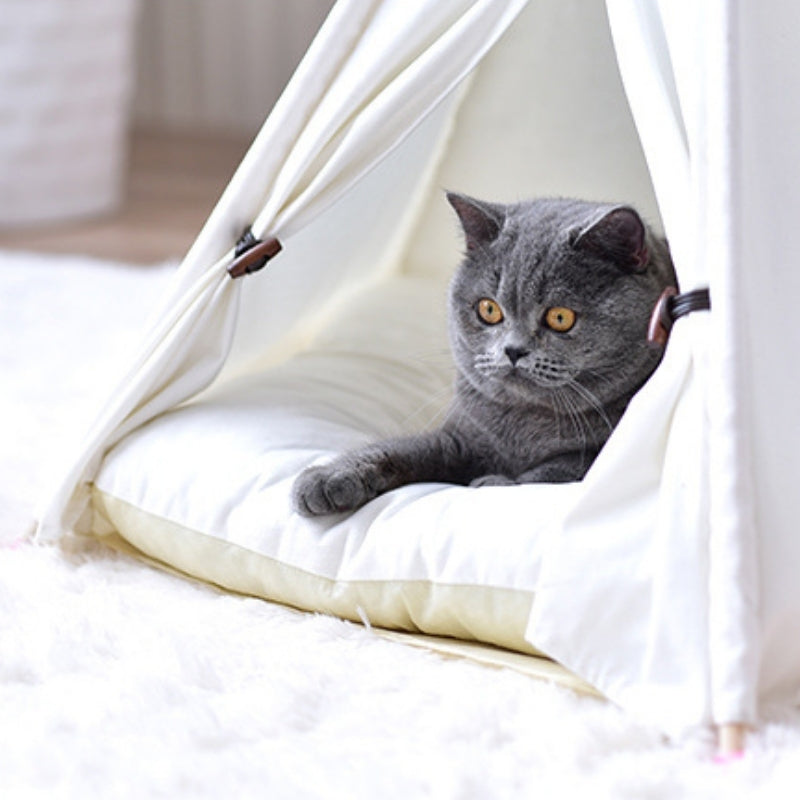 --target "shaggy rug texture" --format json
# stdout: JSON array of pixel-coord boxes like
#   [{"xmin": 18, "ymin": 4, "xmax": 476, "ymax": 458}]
[{"xmin": 2, "ymin": 249, "xmax": 800, "ymax": 799}]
